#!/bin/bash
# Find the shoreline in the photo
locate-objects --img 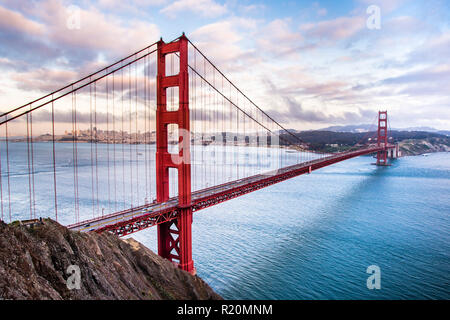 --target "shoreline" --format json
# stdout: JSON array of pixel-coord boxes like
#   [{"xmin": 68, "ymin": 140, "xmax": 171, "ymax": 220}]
[{"xmin": 3, "ymin": 139, "xmax": 449, "ymax": 157}]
